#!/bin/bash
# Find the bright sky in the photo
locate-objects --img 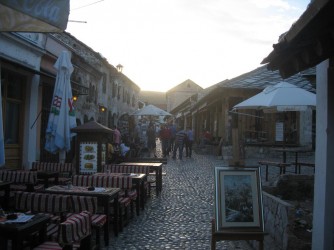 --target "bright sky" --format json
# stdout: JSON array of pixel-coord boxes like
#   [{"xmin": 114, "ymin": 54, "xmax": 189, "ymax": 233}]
[{"xmin": 66, "ymin": 0, "xmax": 310, "ymax": 92}]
